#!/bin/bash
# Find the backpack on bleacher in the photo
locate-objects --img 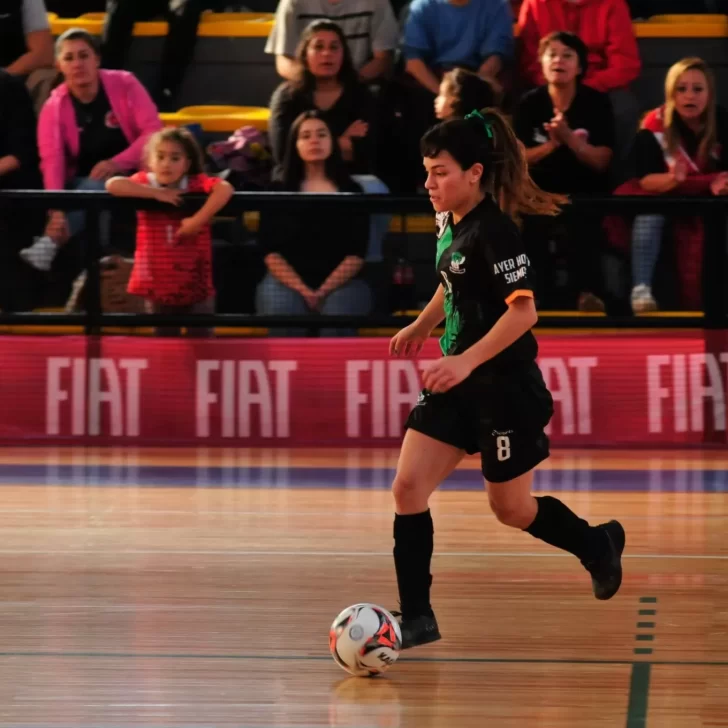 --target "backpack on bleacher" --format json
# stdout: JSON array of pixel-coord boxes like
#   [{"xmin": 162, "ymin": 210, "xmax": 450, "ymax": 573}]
[{"xmin": 207, "ymin": 126, "xmax": 273, "ymax": 191}]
